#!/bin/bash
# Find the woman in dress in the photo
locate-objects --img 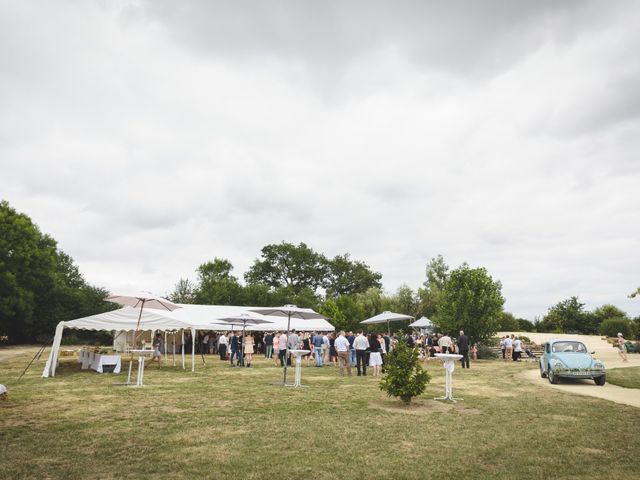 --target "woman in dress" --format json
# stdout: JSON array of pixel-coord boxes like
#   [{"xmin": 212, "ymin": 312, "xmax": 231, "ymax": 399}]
[
  {"xmin": 329, "ymin": 333, "xmax": 338, "ymax": 366},
  {"xmin": 617, "ymin": 333, "xmax": 628, "ymax": 362},
  {"xmin": 369, "ymin": 334, "xmax": 383, "ymax": 377},
  {"xmin": 244, "ymin": 333, "xmax": 255, "ymax": 367},
  {"xmin": 273, "ymin": 332, "xmax": 280, "ymax": 366},
  {"xmin": 302, "ymin": 332, "xmax": 312, "ymax": 367}
]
